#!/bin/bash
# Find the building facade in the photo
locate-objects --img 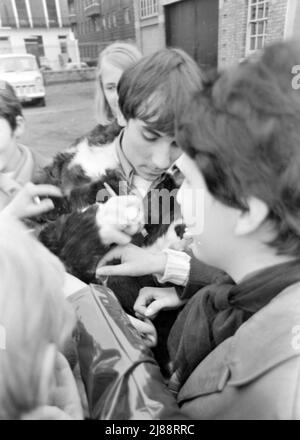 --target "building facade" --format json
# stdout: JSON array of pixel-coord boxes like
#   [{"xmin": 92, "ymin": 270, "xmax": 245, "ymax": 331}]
[
  {"xmin": 219, "ymin": 0, "xmax": 300, "ymax": 68},
  {"xmin": 134, "ymin": 0, "xmax": 300, "ymax": 70},
  {"xmin": 67, "ymin": 0, "xmax": 136, "ymax": 65},
  {"xmin": 133, "ymin": 0, "xmax": 165, "ymax": 56},
  {"xmin": 0, "ymin": 0, "xmax": 79, "ymax": 70}
]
